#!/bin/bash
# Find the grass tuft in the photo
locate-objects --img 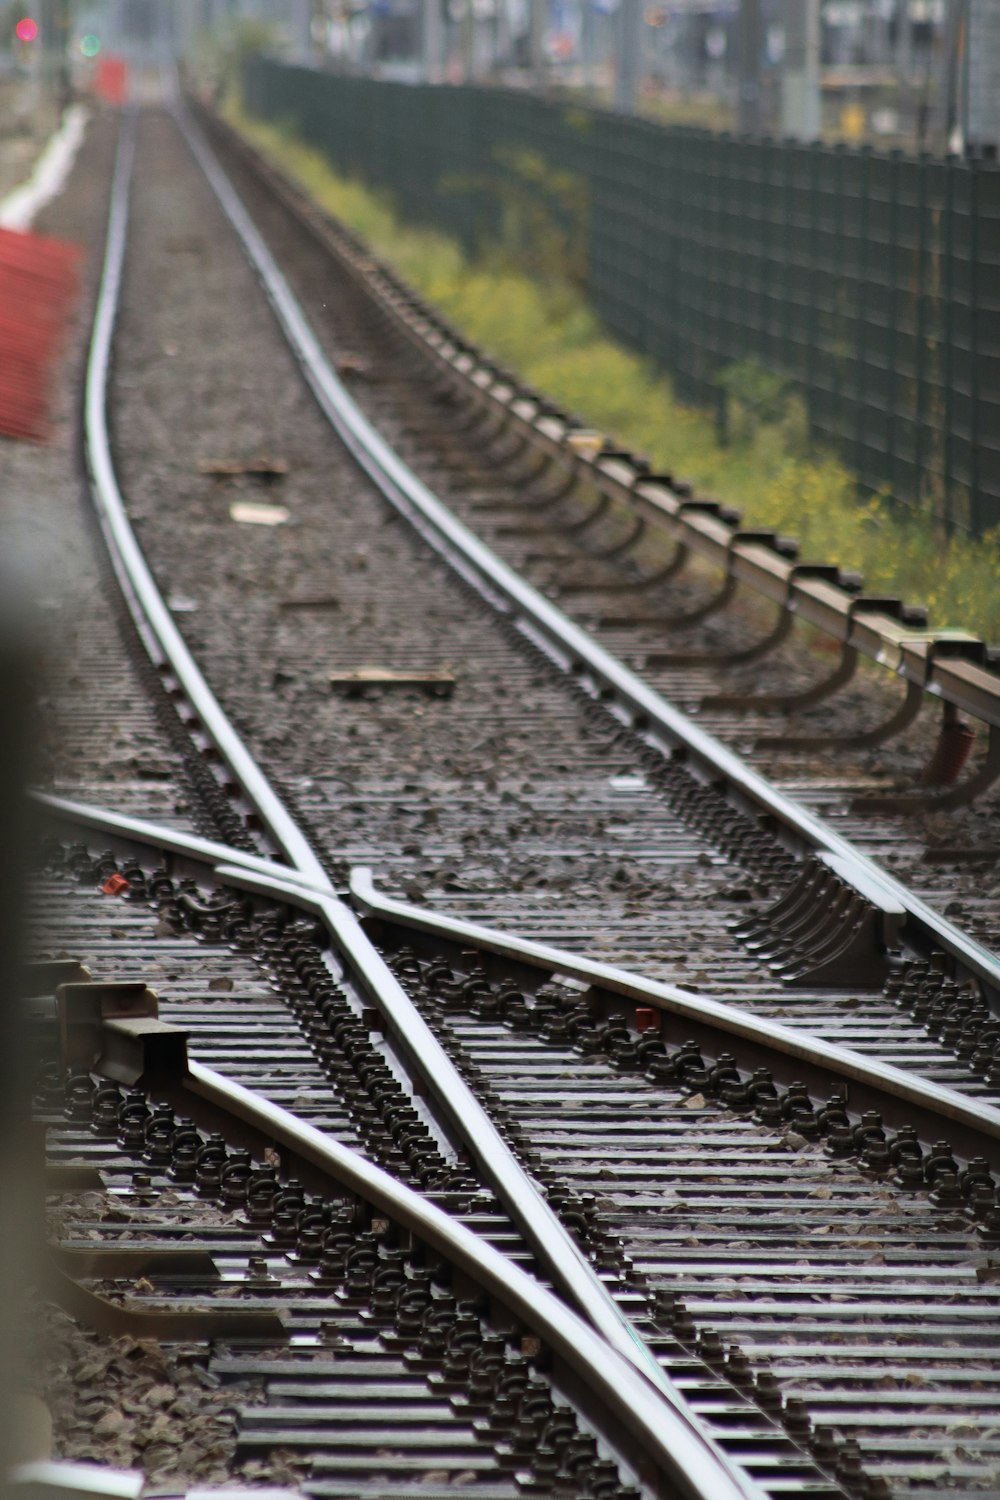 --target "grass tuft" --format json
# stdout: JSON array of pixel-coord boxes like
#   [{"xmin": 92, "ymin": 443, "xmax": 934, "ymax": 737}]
[{"xmin": 225, "ymin": 101, "xmax": 1000, "ymax": 642}]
